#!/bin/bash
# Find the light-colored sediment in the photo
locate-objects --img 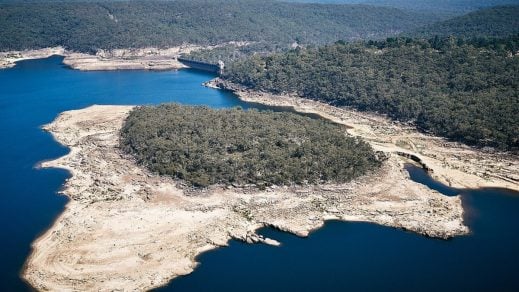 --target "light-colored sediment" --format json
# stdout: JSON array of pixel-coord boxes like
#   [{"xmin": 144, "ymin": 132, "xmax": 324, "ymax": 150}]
[
  {"xmin": 0, "ymin": 46, "xmax": 191, "ymax": 71},
  {"xmin": 24, "ymin": 105, "xmax": 467, "ymax": 291},
  {"xmin": 207, "ymin": 78, "xmax": 519, "ymax": 192},
  {"xmin": 0, "ymin": 47, "xmax": 66, "ymax": 69},
  {"xmin": 2, "ymin": 42, "xmax": 250, "ymax": 71},
  {"xmin": 61, "ymin": 47, "xmax": 198, "ymax": 71}
]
